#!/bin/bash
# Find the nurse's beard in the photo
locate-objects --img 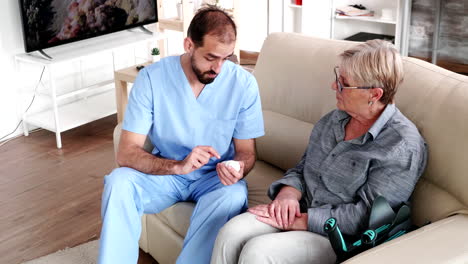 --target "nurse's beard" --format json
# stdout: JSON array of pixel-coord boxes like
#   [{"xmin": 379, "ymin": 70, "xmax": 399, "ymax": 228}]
[{"xmin": 191, "ymin": 58, "xmax": 217, "ymax": 84}]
